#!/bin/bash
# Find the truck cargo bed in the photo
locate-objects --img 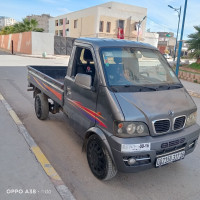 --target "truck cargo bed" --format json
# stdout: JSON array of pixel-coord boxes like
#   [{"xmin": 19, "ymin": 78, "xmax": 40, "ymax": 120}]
[{"xmin": 28, "ymin": 65, "xmax": 67, "ymax": 105}]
